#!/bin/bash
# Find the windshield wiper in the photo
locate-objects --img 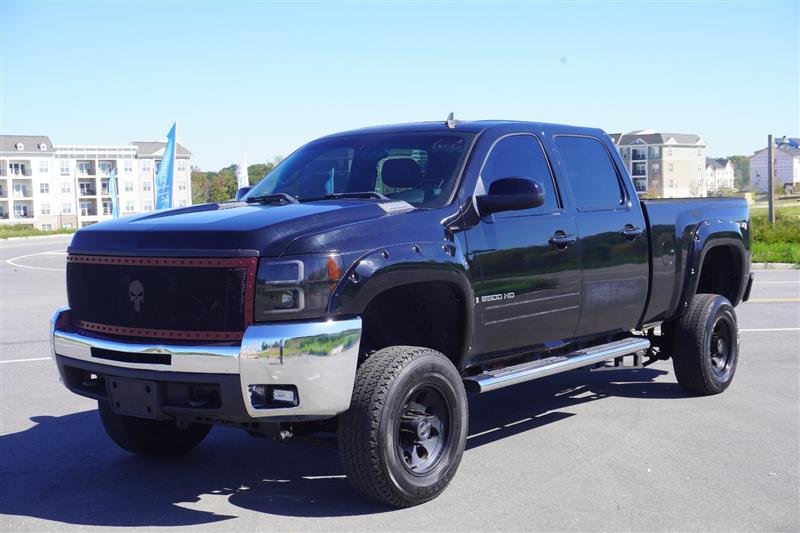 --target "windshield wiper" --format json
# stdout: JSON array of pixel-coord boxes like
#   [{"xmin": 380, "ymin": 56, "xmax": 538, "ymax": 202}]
[
  {"xmin": 245, "ymin": 193, "xmax": 299, "ymax": 205},
  {"xmin": 307, "ymin": 191, "xmax": 390, "ymax": 201}
]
